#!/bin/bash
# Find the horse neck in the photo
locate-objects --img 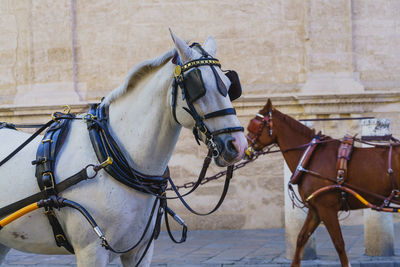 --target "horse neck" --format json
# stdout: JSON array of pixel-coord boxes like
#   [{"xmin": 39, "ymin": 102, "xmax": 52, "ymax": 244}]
[
  {"xmin": 273, "ymin": 111, "xmax": 315, "ymax": 173},
  {"xmin": 107, "ymin": 62, "xmax": 180, "ymax": 175}
]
